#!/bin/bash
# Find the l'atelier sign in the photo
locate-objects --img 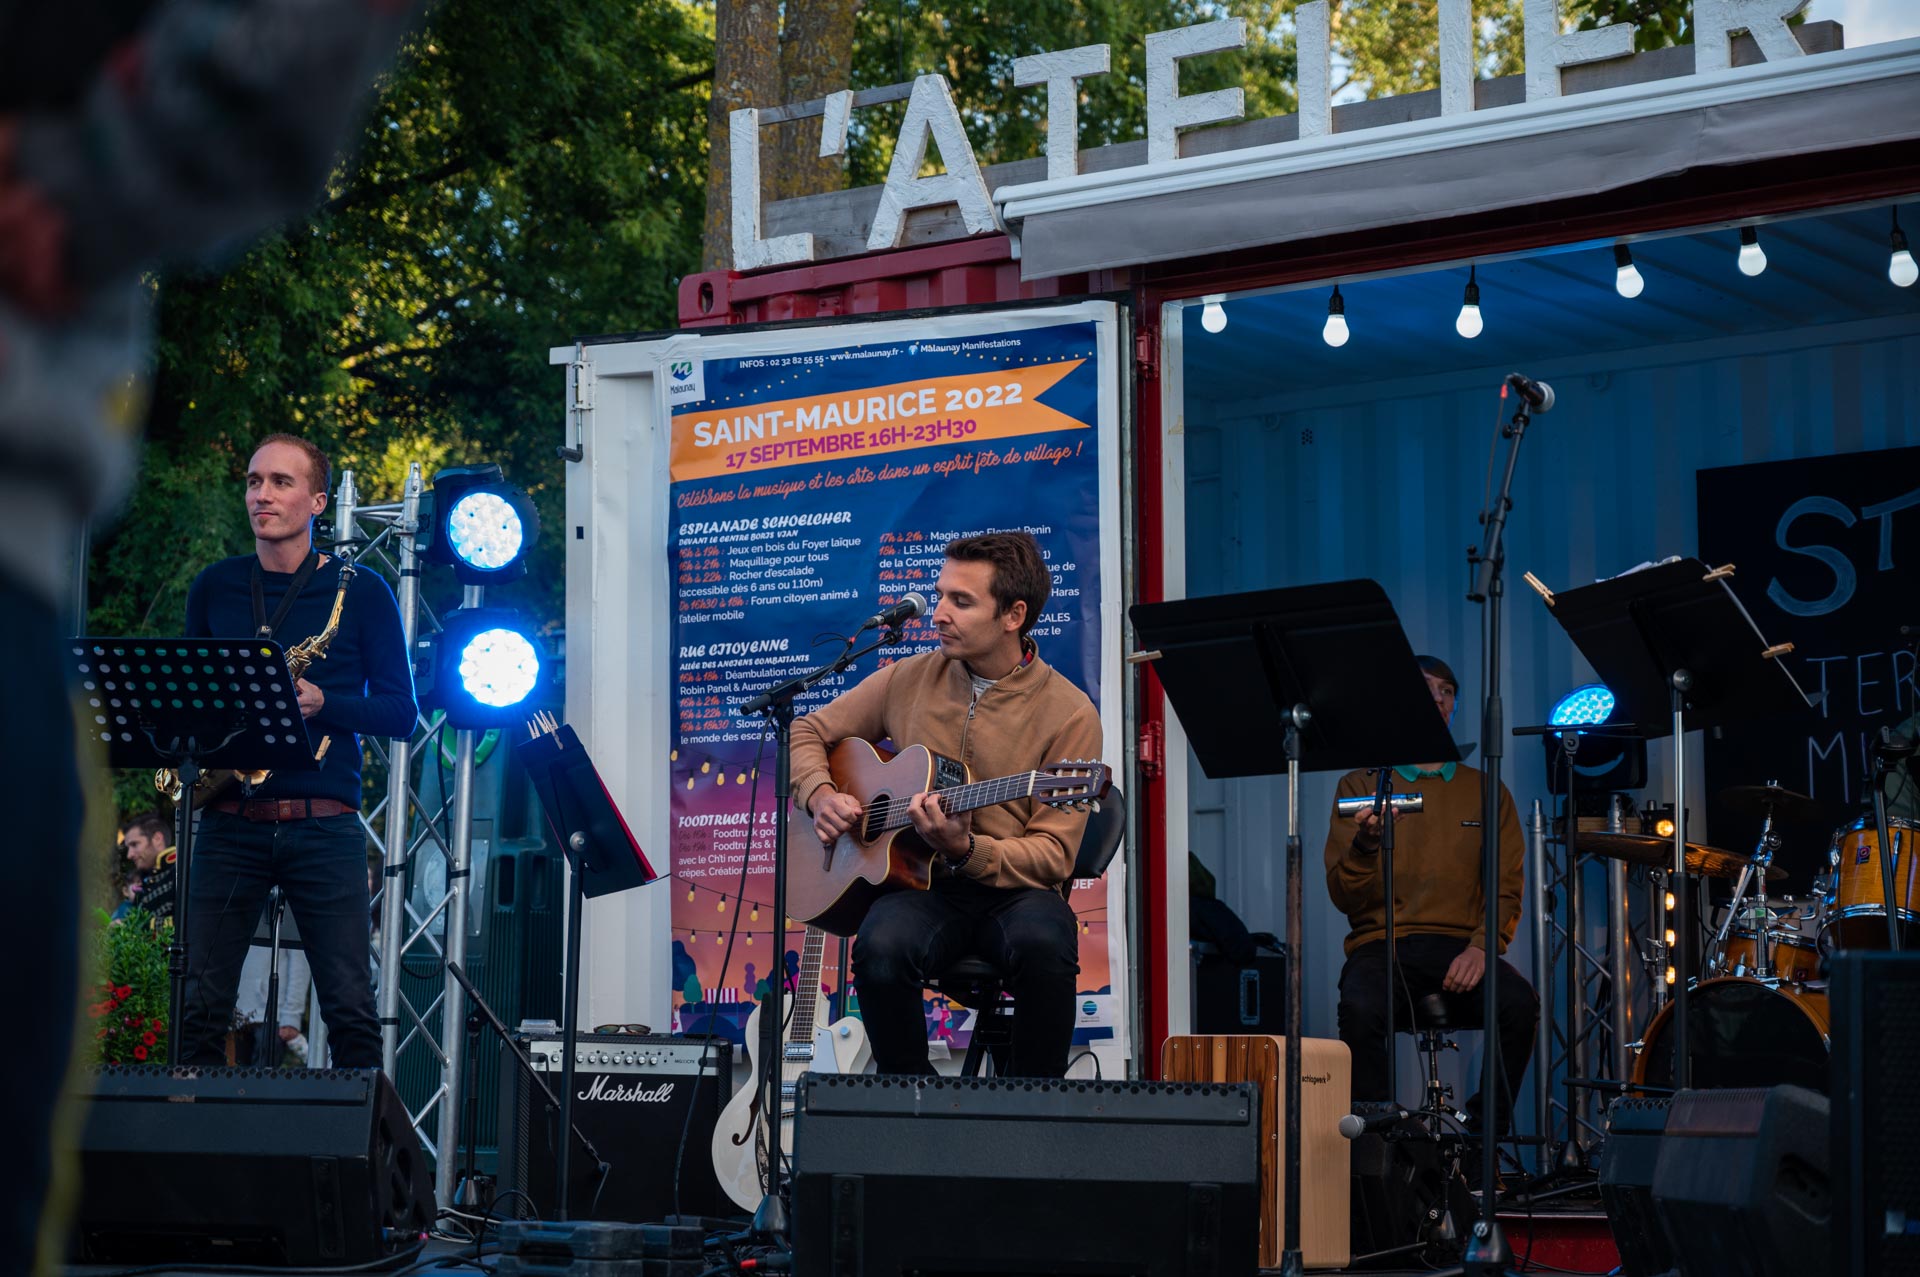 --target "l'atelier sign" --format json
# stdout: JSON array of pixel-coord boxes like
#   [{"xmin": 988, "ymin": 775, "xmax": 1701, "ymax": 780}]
[{"xmin": 729, "ymin": 0, "xmax": 1820, "ymax": 270}]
